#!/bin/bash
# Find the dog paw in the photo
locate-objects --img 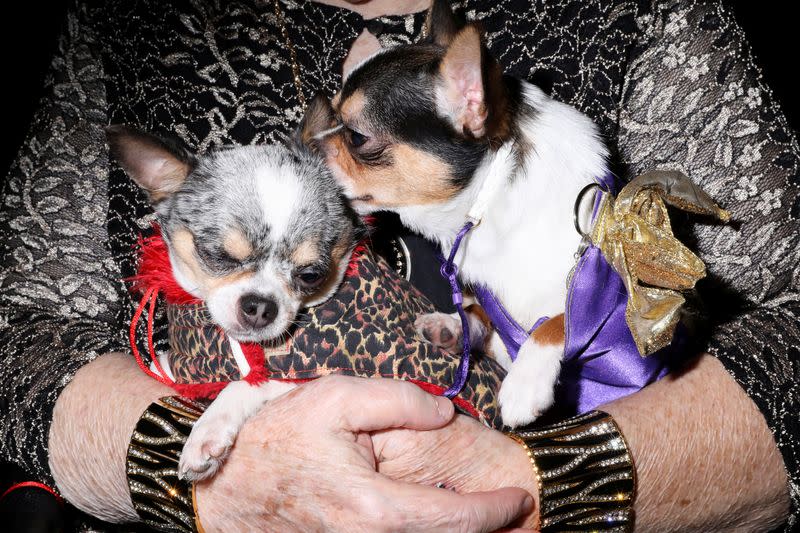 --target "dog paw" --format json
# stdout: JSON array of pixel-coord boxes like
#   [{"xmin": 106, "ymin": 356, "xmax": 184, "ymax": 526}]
[
  {"xmin": 415, "ymin": 312, "xmax": 462, "ymax": 354},
  {"xmin": 498, "ymin": 377, "xmax": 552, "ymax": 428},
  {"xmin": 497, "ymin": 343, "xmax": 562, "ymax": 429},
  {"xmin": 178, "ymin": 413, "xmax": 238, "ymax": 481}
]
